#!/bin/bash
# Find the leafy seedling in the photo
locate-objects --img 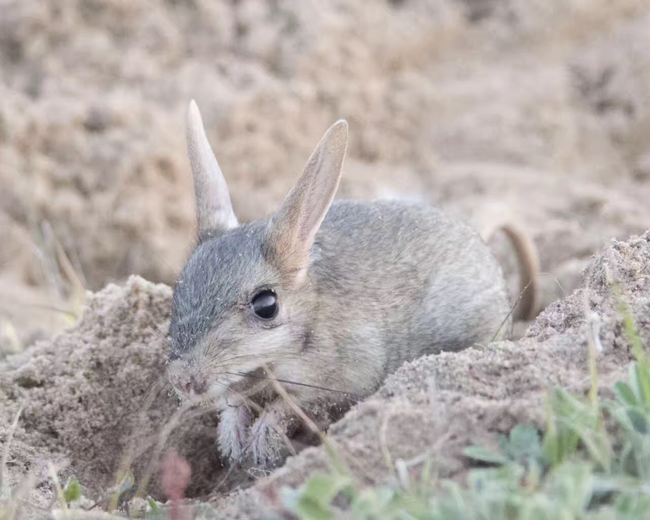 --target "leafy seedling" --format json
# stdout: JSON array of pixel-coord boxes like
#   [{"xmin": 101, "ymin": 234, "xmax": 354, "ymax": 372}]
[
  {"xmin": 63, "ymin": 476, "xmax": 82, "ymax": 504},
  {"xmin": 464, "ymin": 424, "xmax": 544, "ymax": 469}
]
